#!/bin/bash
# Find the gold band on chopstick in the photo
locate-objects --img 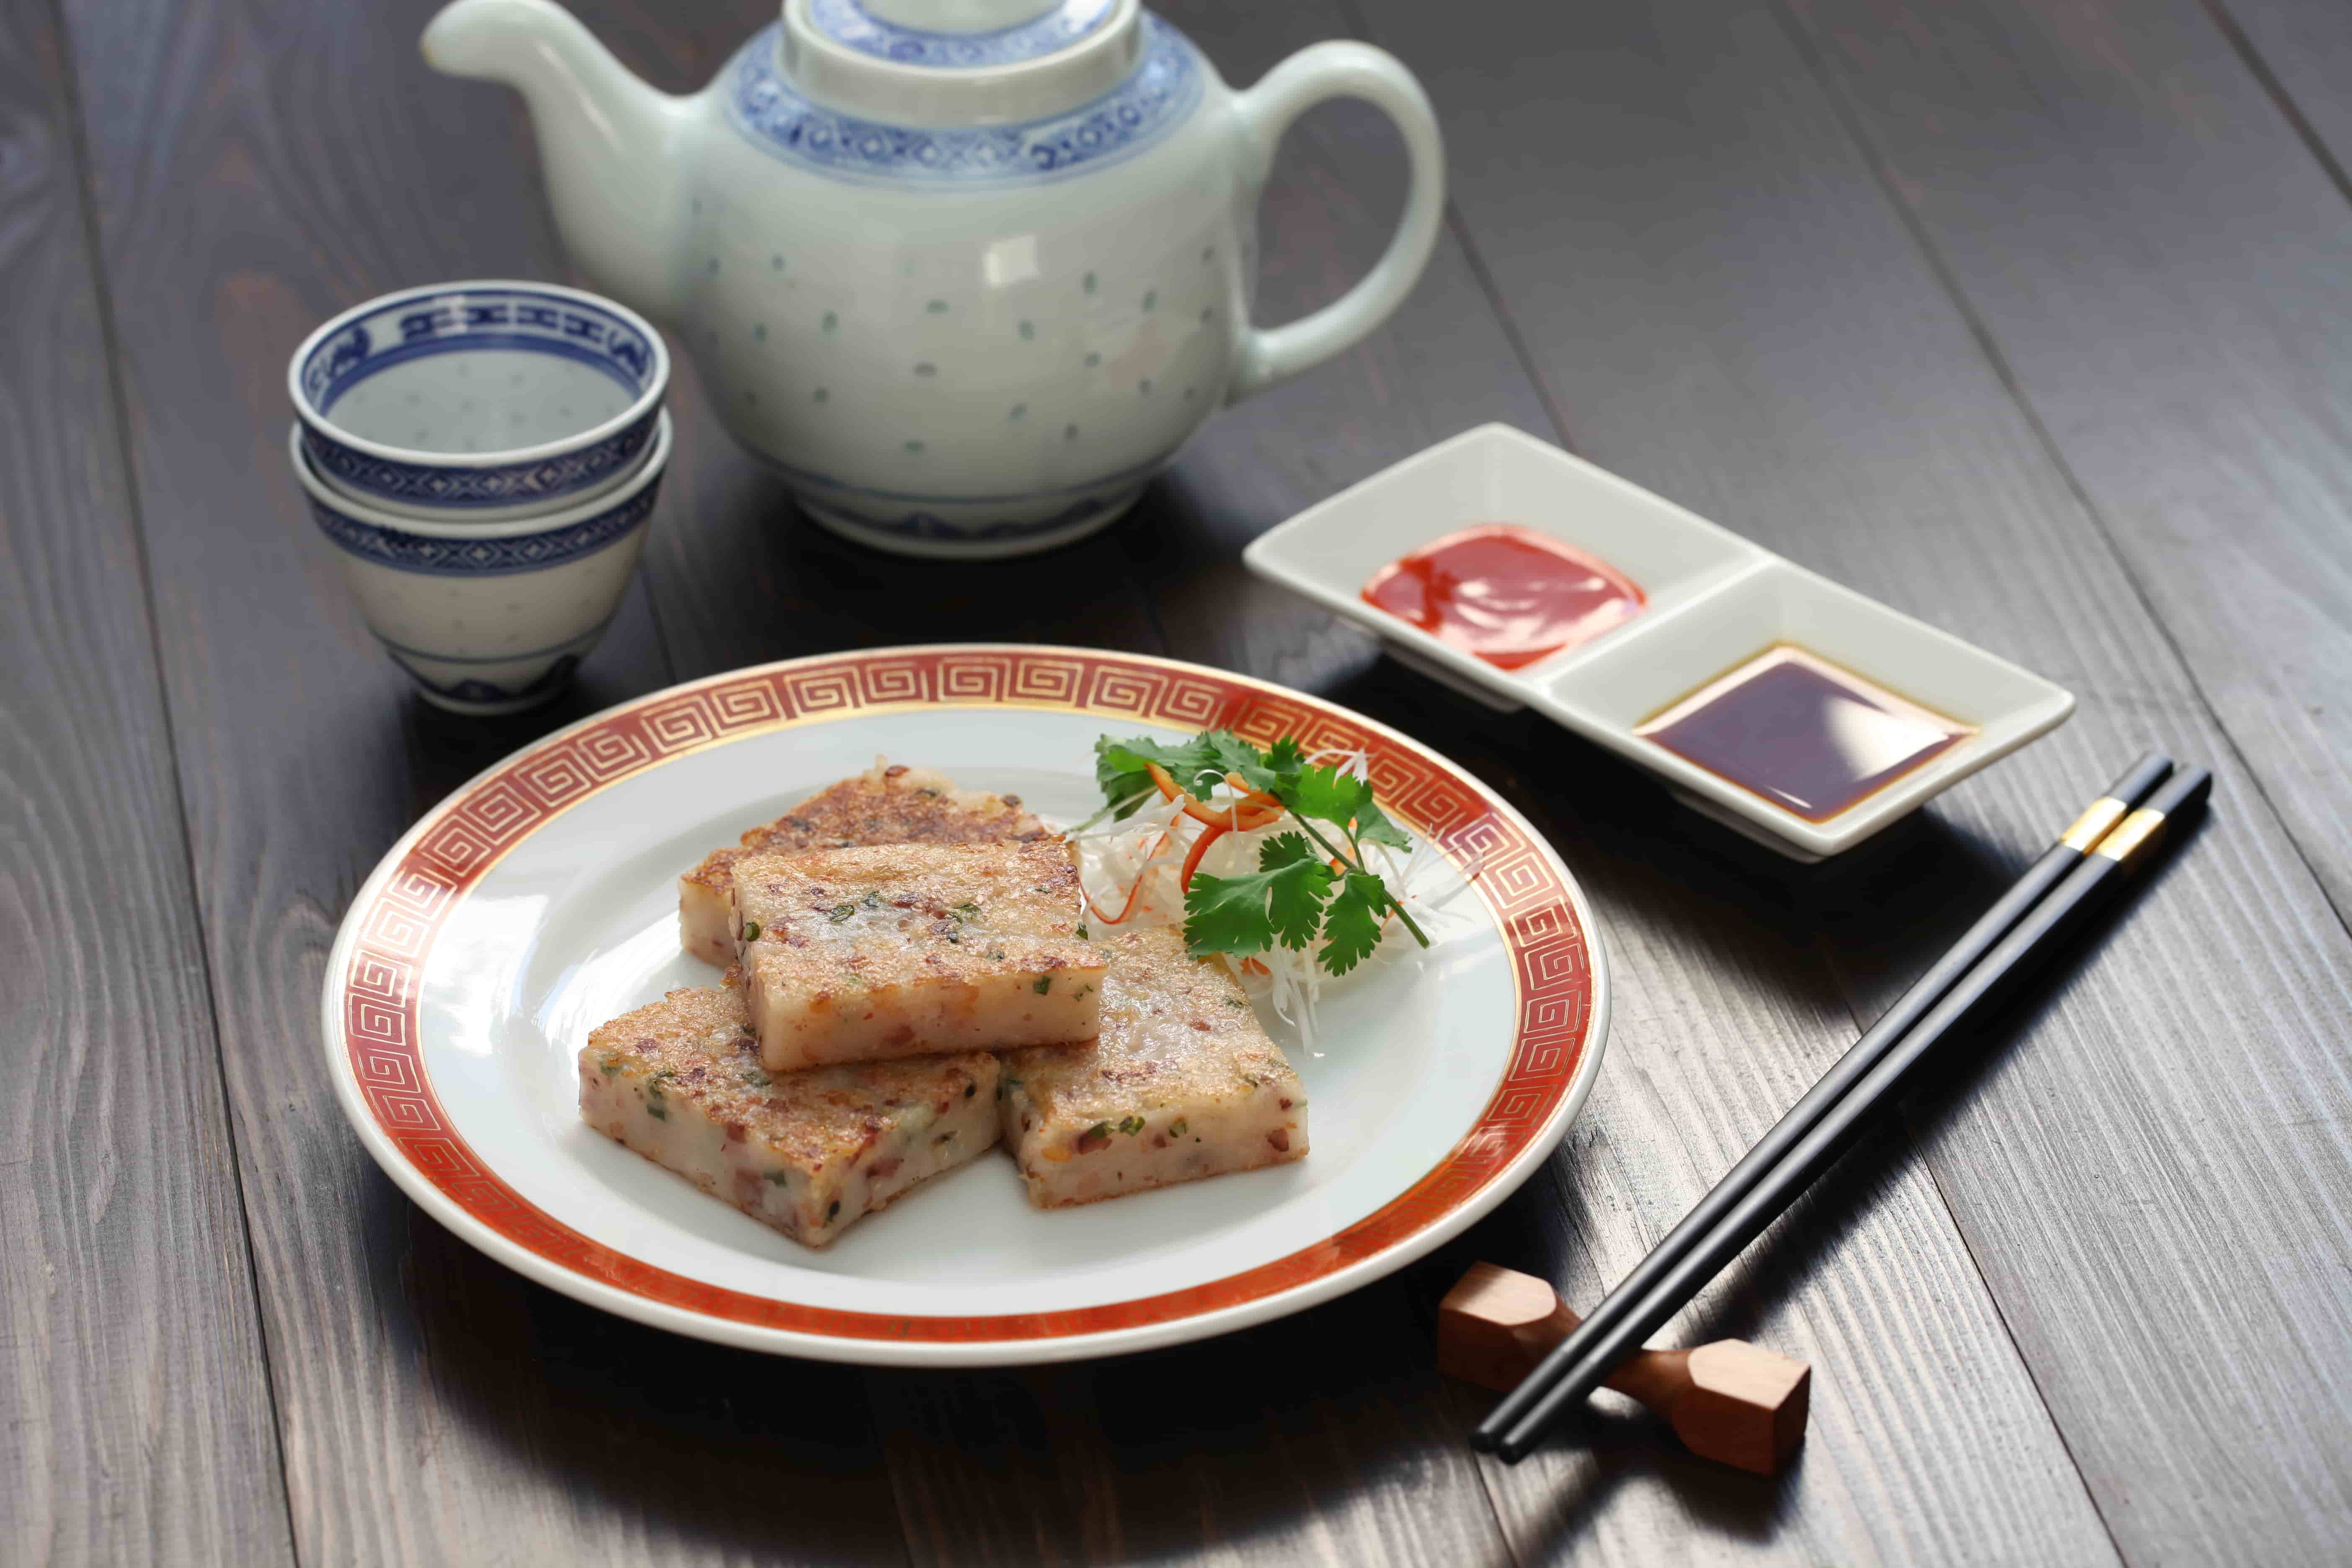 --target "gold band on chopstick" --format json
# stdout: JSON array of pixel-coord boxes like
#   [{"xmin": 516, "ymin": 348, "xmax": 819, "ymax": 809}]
[
  {"xmin": 2061, "ymin": 796, "xmax": 2130, "ymax": 852},
  {"xmin": 2094, "ymin": 807, "xmax": 2166, "ymax": 863}
]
